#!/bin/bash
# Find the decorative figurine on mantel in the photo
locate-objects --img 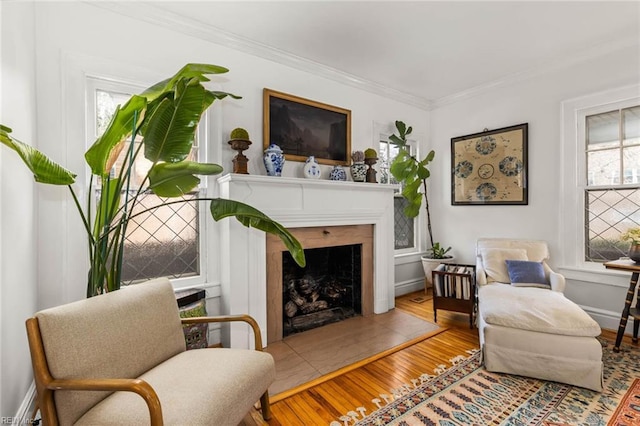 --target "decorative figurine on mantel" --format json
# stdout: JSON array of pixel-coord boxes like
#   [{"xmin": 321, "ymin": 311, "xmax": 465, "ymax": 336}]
[
  {"xmin": 350, "ymin": 150, "xmax": 366, "ymax": 182},
  {"xmin": 329, "ymin": 165, "xmax": 347, "ymax": 181},
  {"xmin": 263, "ymin": 143, "xmax": 285, "ymax": 176},
  {"xmin": 364, "ymin": 148, "xmax": 378, "ymax": 183},
  {"xmin": 227, "ymin": 127, "xmax": 251, "ymax": 174},
  {"xmin": 303, "ymin": 155, "xmax": 321, "ymax": 179}
]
